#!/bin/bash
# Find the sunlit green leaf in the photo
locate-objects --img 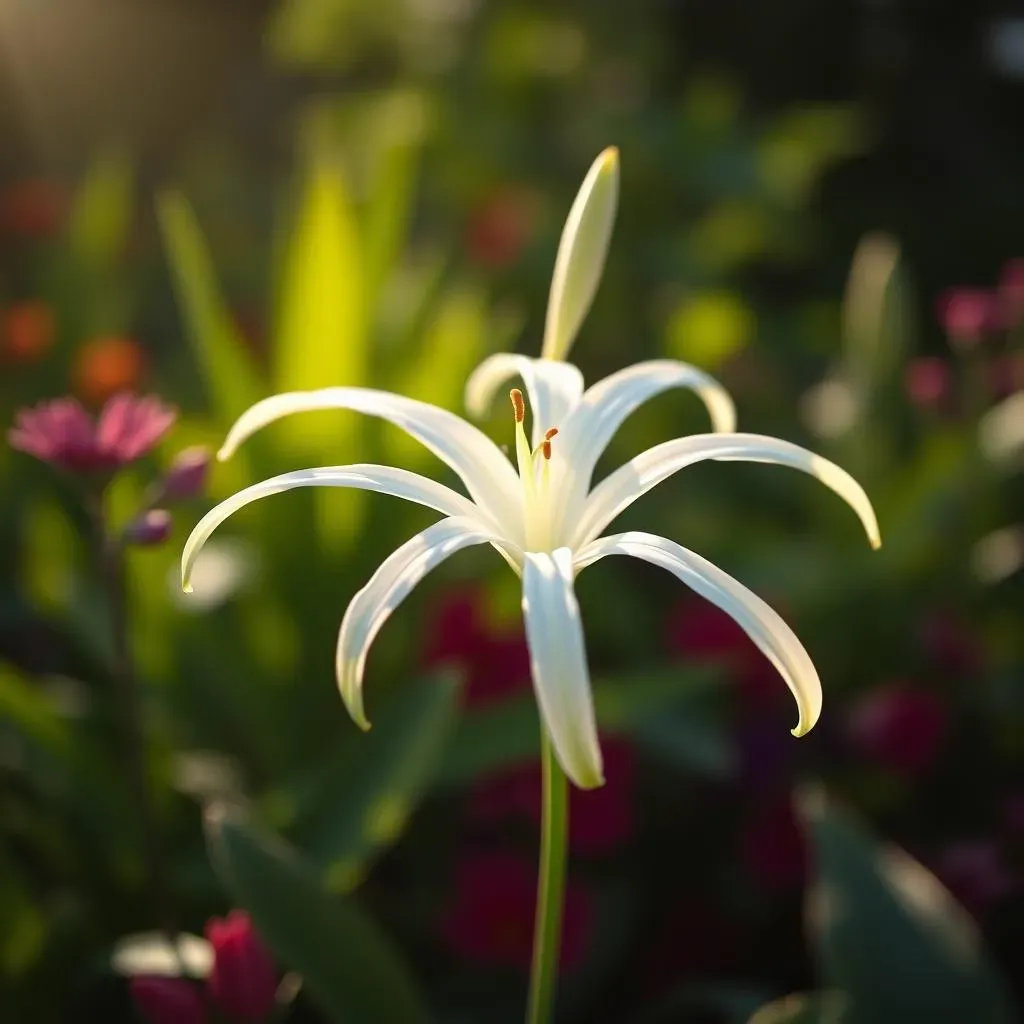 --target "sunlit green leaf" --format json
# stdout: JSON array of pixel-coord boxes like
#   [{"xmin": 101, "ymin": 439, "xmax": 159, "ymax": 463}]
[
  {"xmin": 157, "ymin": 192, "xmax": 264, "ymax": 427},
  {"xmin": 748, "ymin": 991, "xmax": 847, "ymax": 1024},
  {"xmin": 800, "ymin": 789, "xmax": 1014, "ymax": 1024},
  {"xmin": 68, "ymin": 148, "xmax": 134, "ymax": 277}
]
